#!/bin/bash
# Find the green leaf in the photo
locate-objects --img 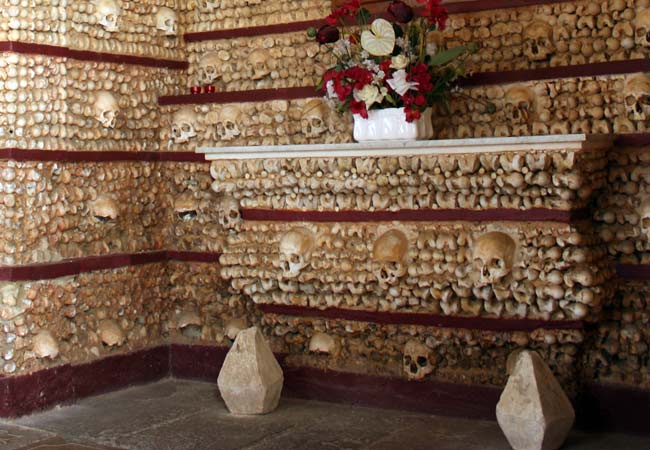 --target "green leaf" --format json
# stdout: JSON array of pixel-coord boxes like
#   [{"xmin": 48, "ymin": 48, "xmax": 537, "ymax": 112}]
[
  {"xmin": 356, "ymin": 8, "xmax": 371, "ymax": 25},
  {"xmin": 429, "ymin": 45, "xmax": 467, "ymax": 66}
]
